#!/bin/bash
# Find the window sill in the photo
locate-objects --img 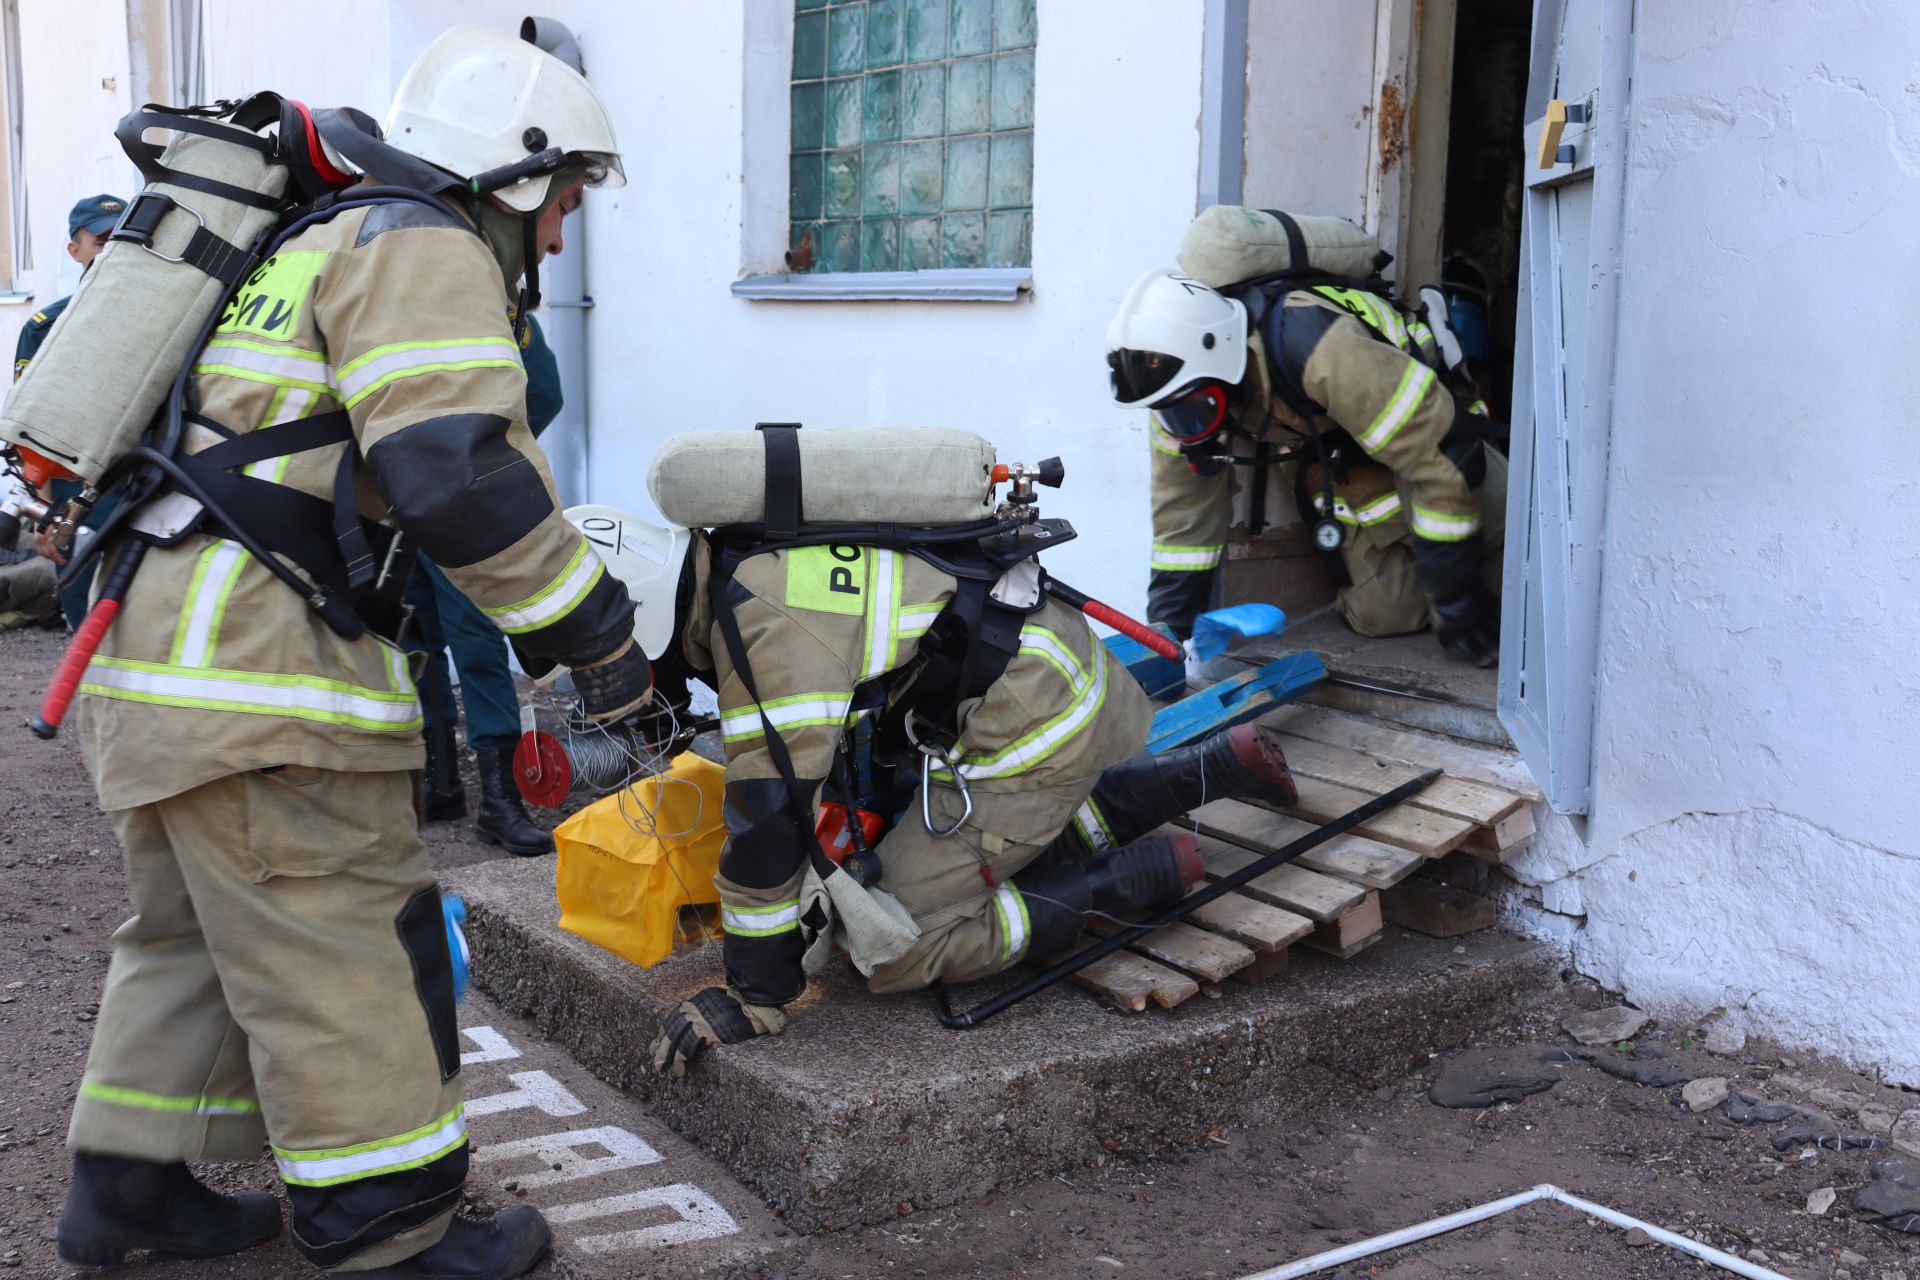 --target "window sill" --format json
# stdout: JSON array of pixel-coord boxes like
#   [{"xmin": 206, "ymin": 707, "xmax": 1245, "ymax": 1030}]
[
  {"xmin": 731, "ymin": 268, "xmax": 1031, "ymax": 302},
  {"xmin": 0, "ymin": 290, "xmax": 34, "ymax": 306}
]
